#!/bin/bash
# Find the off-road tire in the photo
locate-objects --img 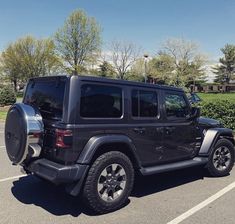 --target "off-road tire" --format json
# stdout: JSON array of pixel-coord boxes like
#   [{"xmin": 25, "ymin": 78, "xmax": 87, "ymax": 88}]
[
  {"xmin": 206, "ymin": 139, "xmax": 234, "ymax": 177},
  {"xmin": 82, "ymin": 151, "xmax": 134, "ymax": 214}
]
